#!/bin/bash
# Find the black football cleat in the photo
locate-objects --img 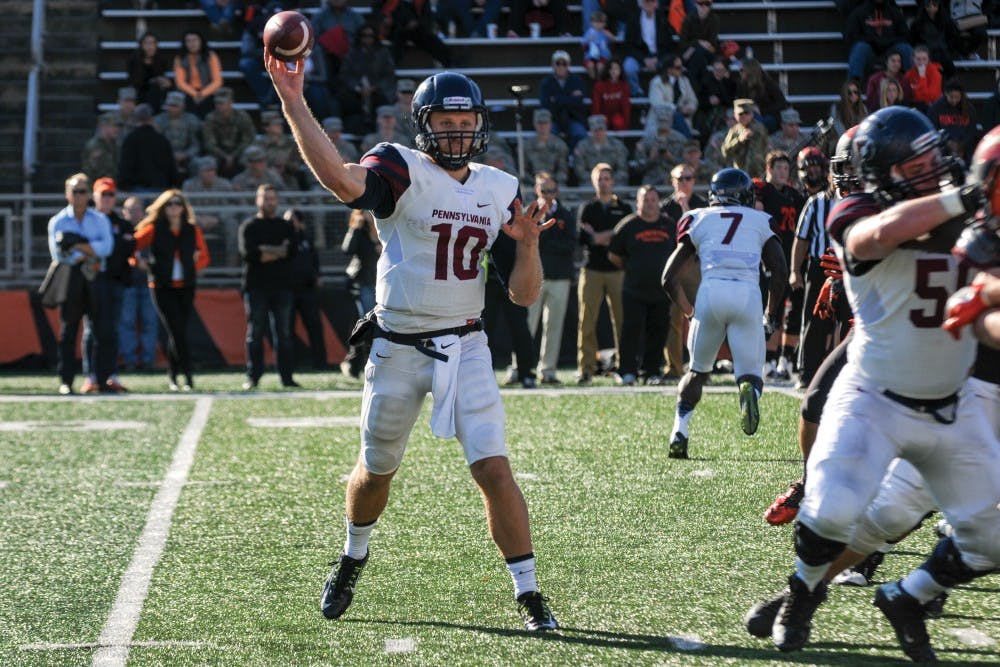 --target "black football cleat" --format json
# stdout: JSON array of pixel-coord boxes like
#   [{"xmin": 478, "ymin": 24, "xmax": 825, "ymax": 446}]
[
  {"xmin": 517, "ymin": 591, "xmax": 558, "ymax": 631},
  {"xmin": 874, "ymin": 581, "xmax": 938, "ymax": 663},
  {"xmin": 668, "ymin": 432, "xmax": 689, "ymax": 459},
  {"xmin": 923, "ymin": 591, "xmax": 948, "ymax": 619},
  {"xmin": 320, "ymin": 551, "xmax": 369, "ymax": 620},
  {"xmin": 772, "ymin": 574, "xmax": 828, "ymax": 652},
  {"xmin": 744, "ymin": 587, "xmax": 787, "ymax": 638},
  {"xmin": 832, "ymin": 550, "xmax": 885, "ymax": 587}
]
